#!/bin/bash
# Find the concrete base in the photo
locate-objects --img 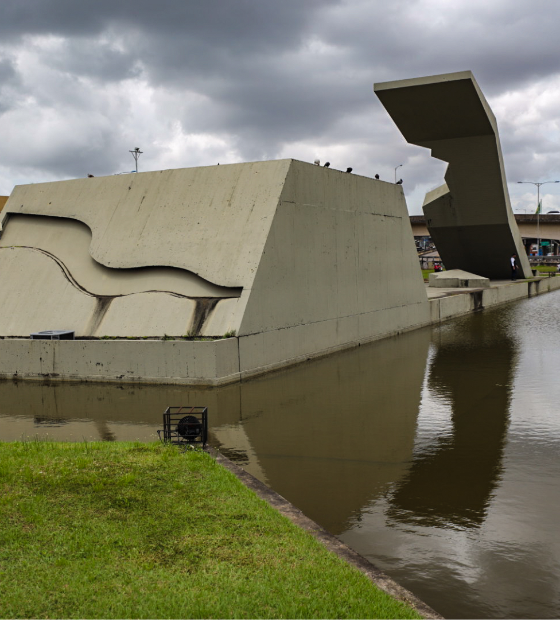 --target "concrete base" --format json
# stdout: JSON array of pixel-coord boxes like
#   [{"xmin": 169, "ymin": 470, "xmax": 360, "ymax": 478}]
[
  {"xmin": 0, "ymin": 276, "xmax": 559, "ymax": 385},
  {"xmin": 429, "ymin": 269, "xmax": 490, "ymax": 288},
  {"xmin": 428, "ymin": 275, "xmax": 560, "ymax": 324}
]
